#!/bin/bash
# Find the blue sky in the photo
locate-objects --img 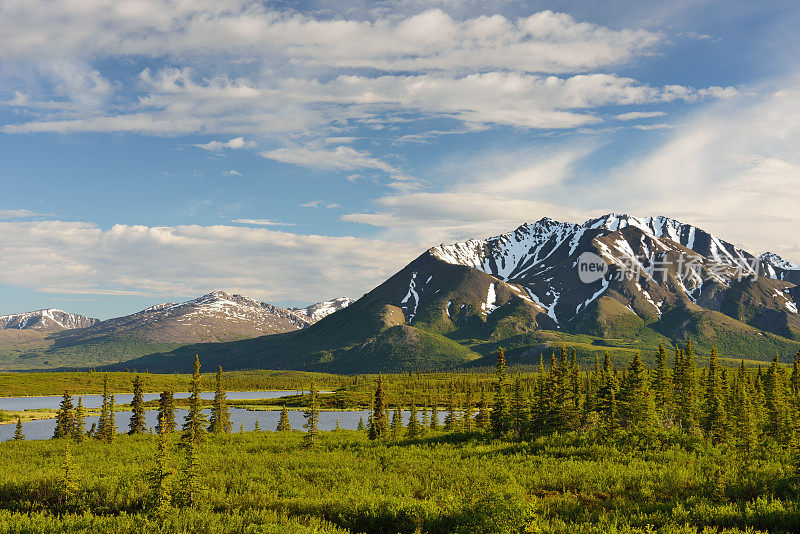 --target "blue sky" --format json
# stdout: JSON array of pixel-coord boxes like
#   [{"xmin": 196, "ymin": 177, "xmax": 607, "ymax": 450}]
[{"xmin": 1, "ymin": 0, "xmax": 799, "ymax": 319}]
